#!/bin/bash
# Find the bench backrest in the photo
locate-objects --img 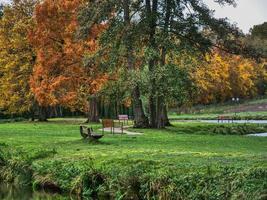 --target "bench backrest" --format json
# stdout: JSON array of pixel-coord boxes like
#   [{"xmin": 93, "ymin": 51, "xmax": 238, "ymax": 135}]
[
  {"xmin": 102, "ymin": 119, "xmax": 113, "ymax": 128},
  {"xmin": 80, "ymin": 126, "xmax": 90, "ymax": 138},
  {"xmin": 218, "ymin": 115, "xmax": 231, "ymax": 120},
  {"xmin": 118, "ymin": 115, "xmax": 129, "ymax": 120}
]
